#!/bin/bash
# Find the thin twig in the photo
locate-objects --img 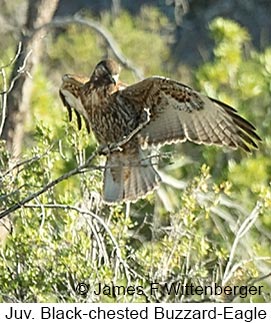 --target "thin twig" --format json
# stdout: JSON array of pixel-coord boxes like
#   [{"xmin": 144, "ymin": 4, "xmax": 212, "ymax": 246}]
[
  {"xmin": 222, "ymin": 201, "xmax": 262, "ymax": 285},
  {"xmin": 249, "ymin": 271, "xmax": 271, "ymax": 285},
  {"xmin": 88, "ymin": 216, "xmax": 110, "ymax": 266},
  {"xmin": 0, "ymin": 67, "xmax": 7, "ymax": 137},
  {"xmin": 229, "ymin": 270, "xmax": 271, "ymax": 302},
  {"xmin": 0, "ymin": 43, "xmax": 32, "ymax": 137},
  {"xmin": 0, "ymin": 48, "xmax": 33, "ymax": 96},
  {"xmin": 24, "ymin": 203, "xmax": 131, "ymax": 279},
  {"xmin": 0, "ymin": 42, "xmax": 22, "ymax": 70}
]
